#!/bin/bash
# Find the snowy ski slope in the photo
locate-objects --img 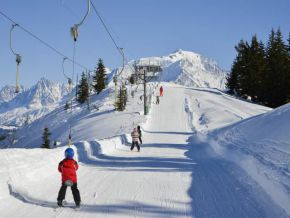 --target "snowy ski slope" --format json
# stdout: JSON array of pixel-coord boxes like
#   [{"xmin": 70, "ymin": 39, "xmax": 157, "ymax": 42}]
[{"xmin": 1, "ymin": 83, "xmax": 290, "ymax": 217}]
